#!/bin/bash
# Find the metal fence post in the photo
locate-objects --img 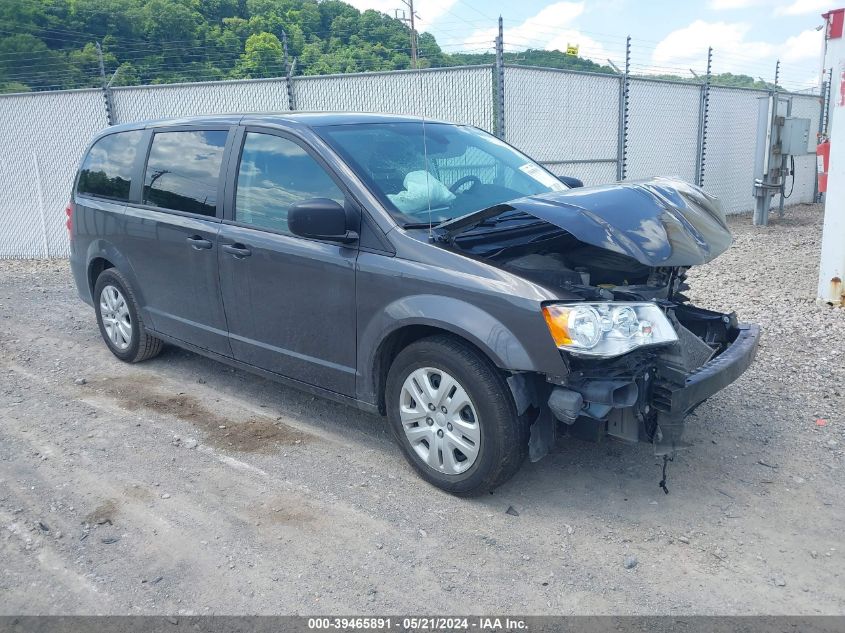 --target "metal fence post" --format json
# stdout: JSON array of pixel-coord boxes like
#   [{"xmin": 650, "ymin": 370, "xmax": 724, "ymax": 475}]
[
  {"xmin": 494, "ymin": 16, "xmax": 505, "ymax": 139},
  {"xmin": 286, "ymin": 58, "xmax": 297, "ymax": 111},
  {"xmin": 32, "ymin": 152, "xmax": 50, "ymax": 258},
  {"xmin": 695, "ymin": 46, "xmax": 712, "ymax": 187},
  {"xmin": 96, "ymin": 42, "xmax": 114, "ymax": 125},
  {"xmin": 616, "ymin": 36, "xmax": 630, "ymax": 181},
  {"xmin": 816, "ymin": 67, "xmax": 832, "ymax": 202}
]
